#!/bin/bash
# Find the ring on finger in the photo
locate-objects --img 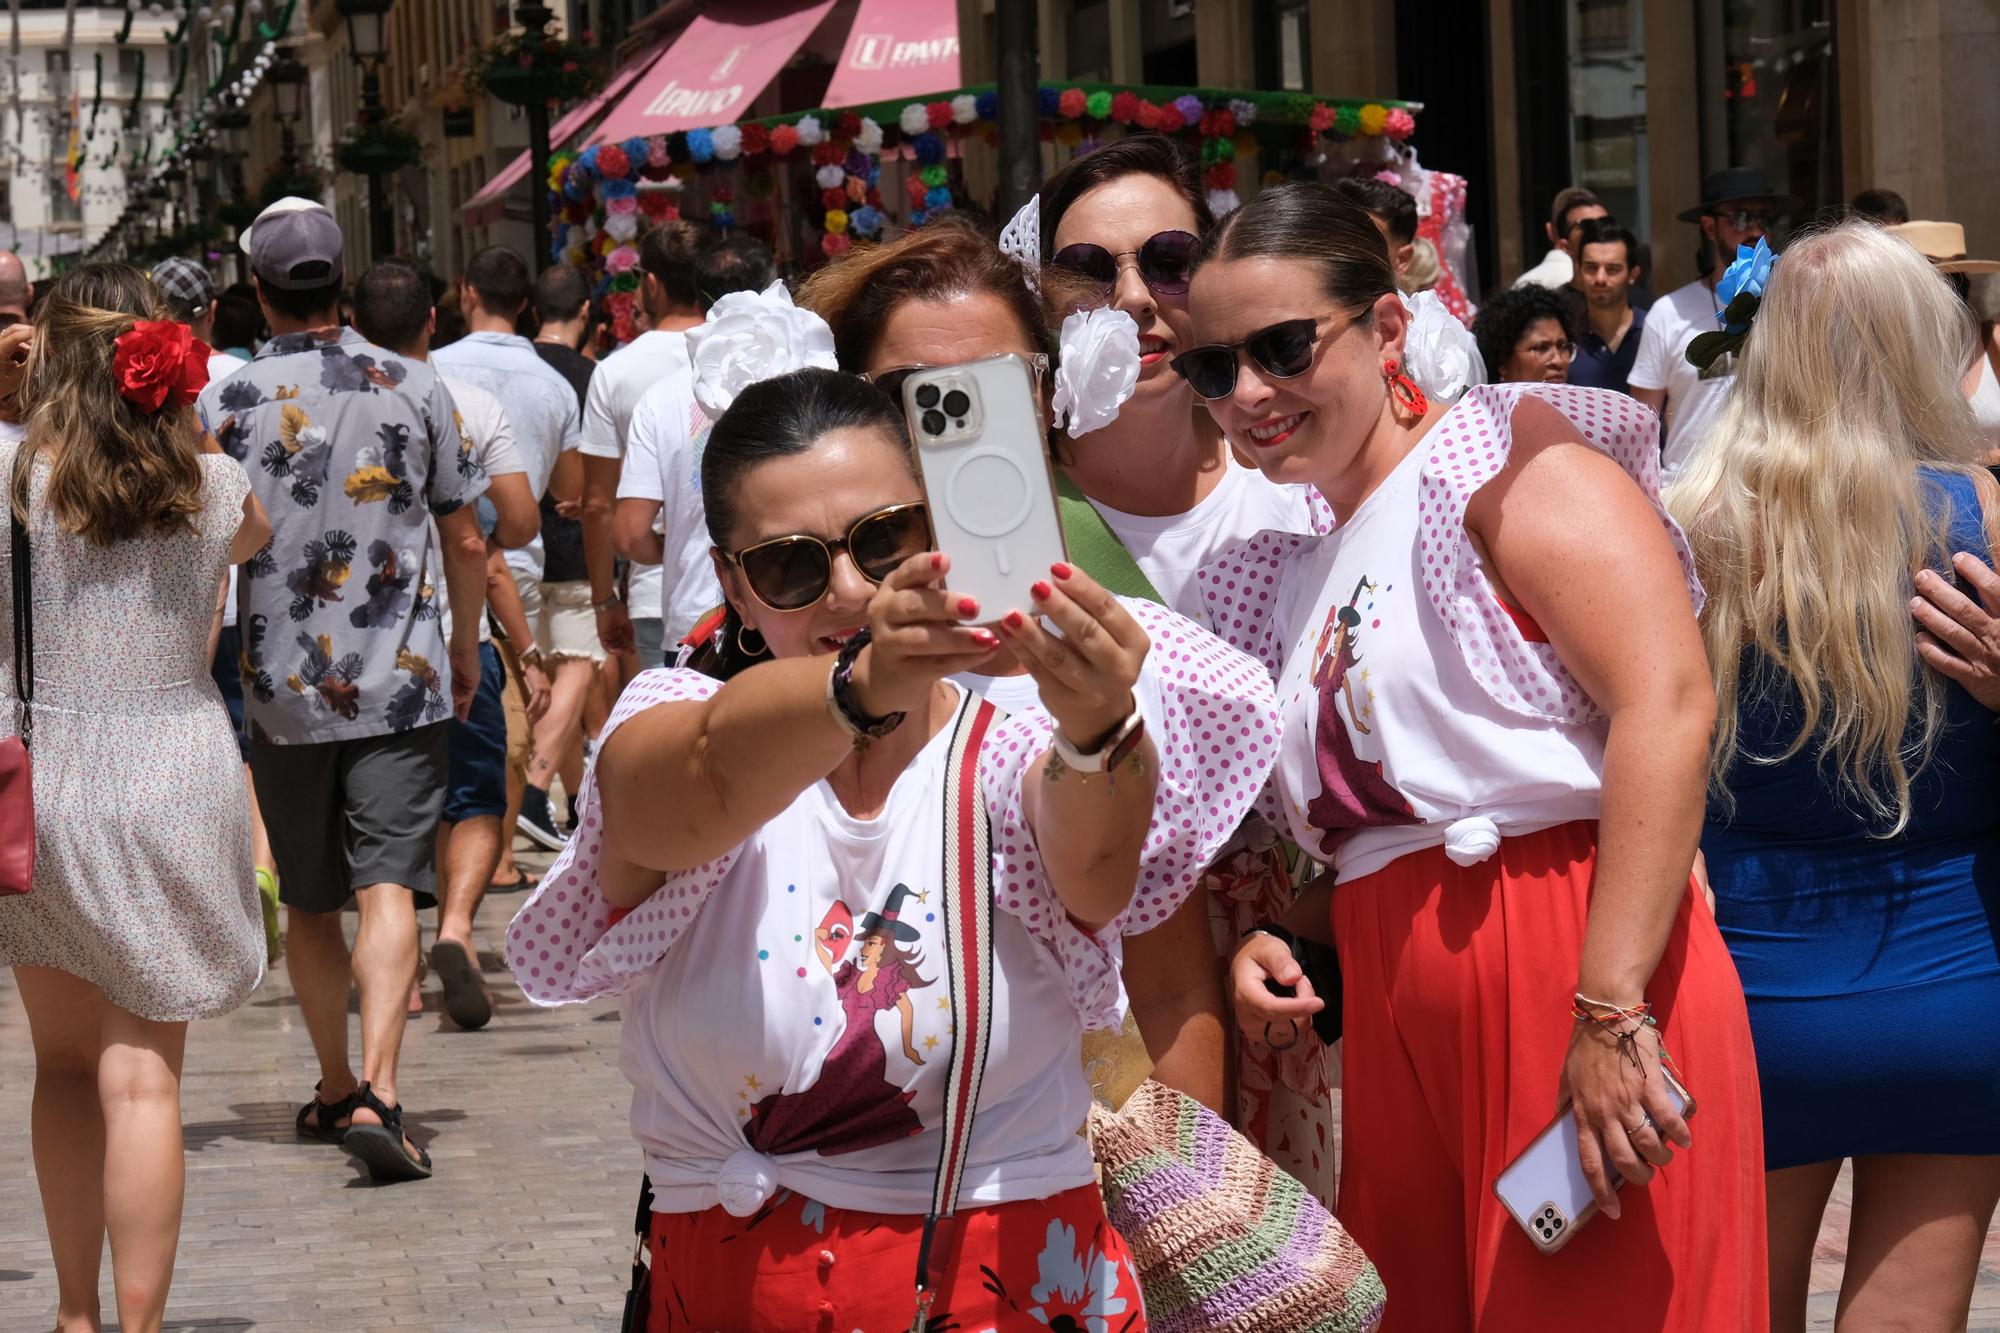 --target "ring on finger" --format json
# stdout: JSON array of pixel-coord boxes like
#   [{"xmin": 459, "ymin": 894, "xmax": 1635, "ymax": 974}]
[
  {"xmin": 1264, "ymin": 1019, "xmax": 1299, "ymax": 1051},
  {"xmin": 1624, "ymin": 1111, "xmax": 1658, "ymax": 1138}
]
